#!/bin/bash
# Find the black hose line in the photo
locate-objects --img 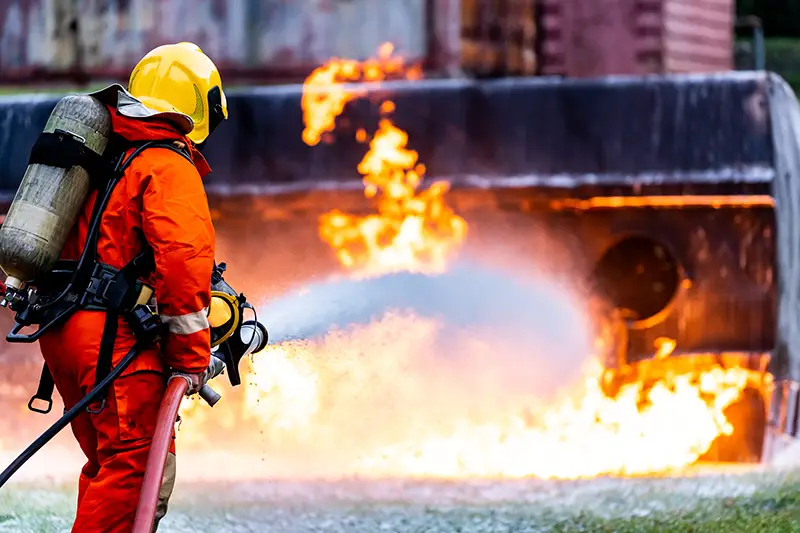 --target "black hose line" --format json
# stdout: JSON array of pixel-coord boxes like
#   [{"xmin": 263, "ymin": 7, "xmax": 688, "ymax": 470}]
[{"xmin": 0, "ymin": 345, "xmax": 140, "ymax": 489}]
